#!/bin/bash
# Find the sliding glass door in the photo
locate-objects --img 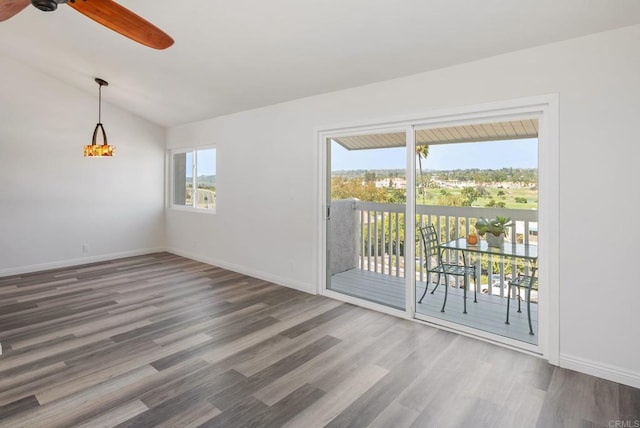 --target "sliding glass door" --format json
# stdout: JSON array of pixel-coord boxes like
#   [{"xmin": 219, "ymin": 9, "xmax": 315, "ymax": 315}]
[
  {"xmin": 325, "ymin": 131, "xmax": 408, "ymax": 310},
  {"xmin": 413, "ymin": 120, "xmax": 540, "ymax": 346},
  {"xmin": 321, "ymin": 113, "xmax": 549, "ymax": 353}
]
